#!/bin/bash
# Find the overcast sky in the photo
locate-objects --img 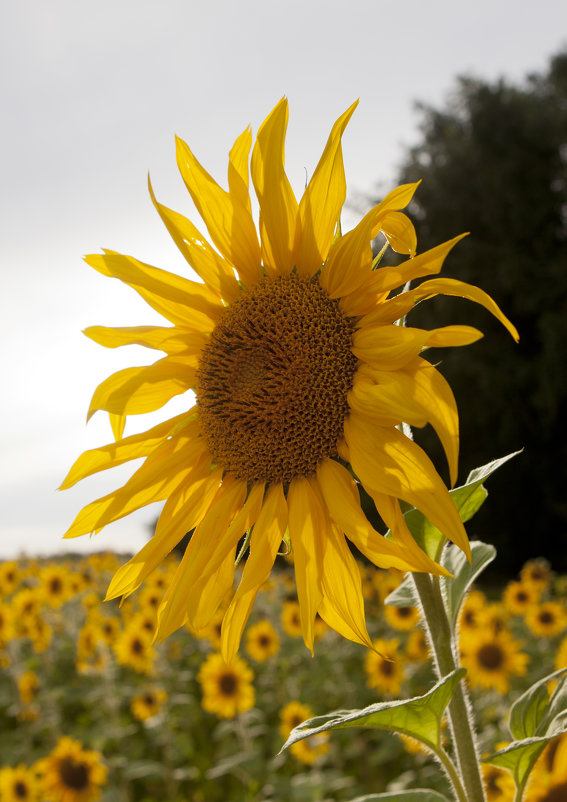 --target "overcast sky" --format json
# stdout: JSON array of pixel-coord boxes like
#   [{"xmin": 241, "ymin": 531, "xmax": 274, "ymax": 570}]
[{"xmin": 1, "ymin": 0, "xmax": 566, "ymax": 559}]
